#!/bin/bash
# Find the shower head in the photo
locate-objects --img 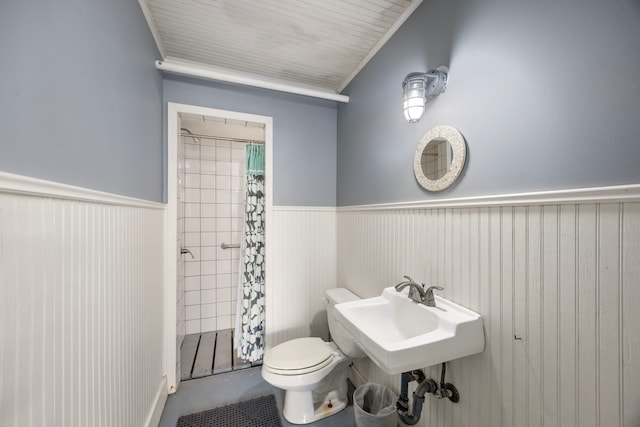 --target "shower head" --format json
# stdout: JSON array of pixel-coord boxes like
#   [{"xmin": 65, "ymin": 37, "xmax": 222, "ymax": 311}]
[{"xmin": 180, "ymin": 127, "xmax": 201, "ymax": 144}]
